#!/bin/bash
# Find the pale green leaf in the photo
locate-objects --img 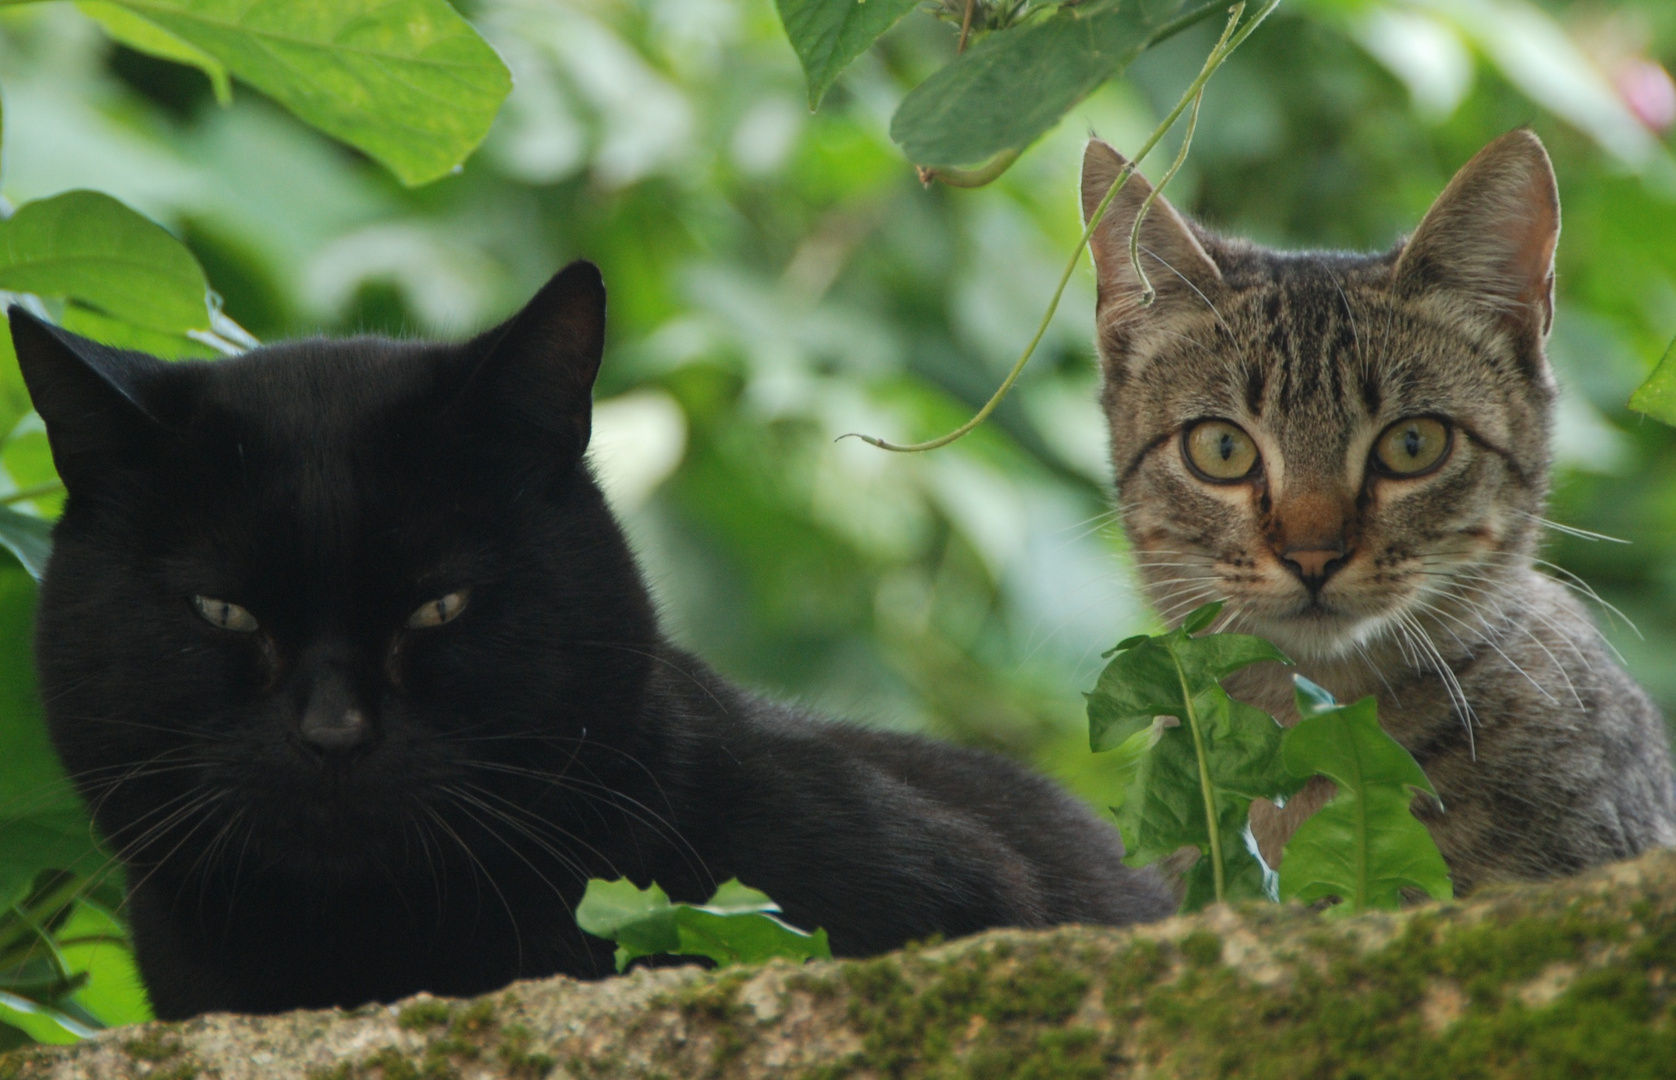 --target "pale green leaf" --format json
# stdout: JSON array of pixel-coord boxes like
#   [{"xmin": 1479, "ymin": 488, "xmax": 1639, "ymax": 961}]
[
  {"xmin": 577, "ymin": 877, "xmax": 830, "ymax": 972},
  {"xmin": 776, "ymin": 0, "xmax": 920, "ymax": 108},
  {"xmin": 0, "ymin": 508, "xmax": 52, "ymax": 582},
  {"xmin": 113, "ymin": 0, "xmax": 512, "ymax": 186},
  {"xmin": 0, "ymin": 991, "xmax": 96, "ymax": 1046},
  {"xmin": 76, "ymin": 1, "xmax": 232, "ymax": 104}
]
